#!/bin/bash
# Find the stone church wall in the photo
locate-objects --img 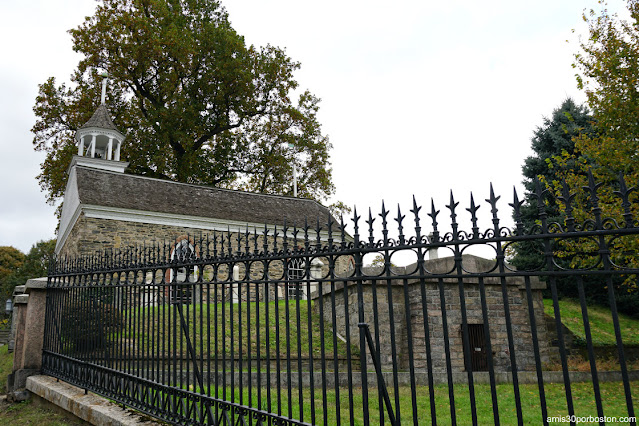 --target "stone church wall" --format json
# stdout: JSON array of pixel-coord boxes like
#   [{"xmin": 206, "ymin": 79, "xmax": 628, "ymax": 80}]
[{"xmin": 60, "ymin": 214, "xmax": 351, "ymax": 302}]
